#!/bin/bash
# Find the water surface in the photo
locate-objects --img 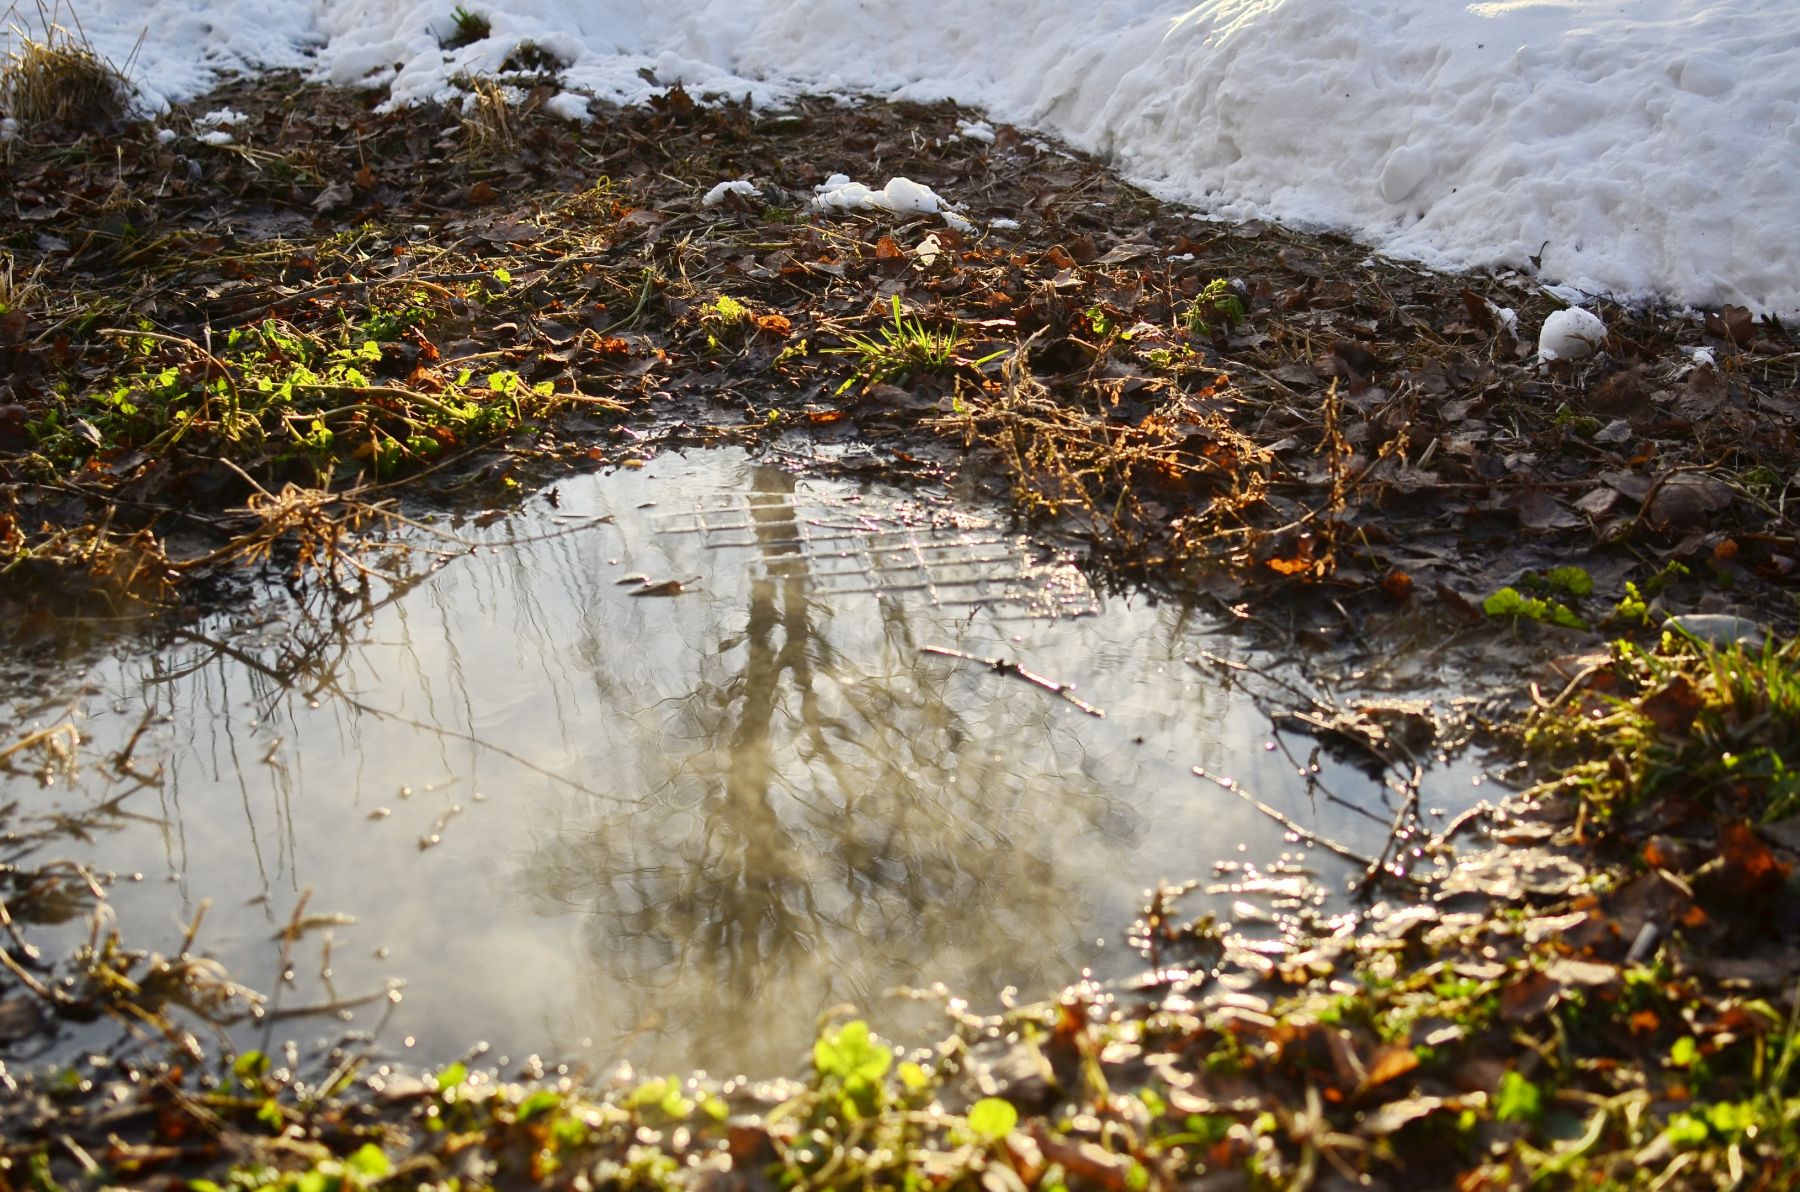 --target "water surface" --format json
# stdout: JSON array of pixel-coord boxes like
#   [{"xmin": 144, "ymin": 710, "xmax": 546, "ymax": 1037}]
[{"xmin": 3, "ymin": 449, "xmax": 1480, "ymax": 1073}]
